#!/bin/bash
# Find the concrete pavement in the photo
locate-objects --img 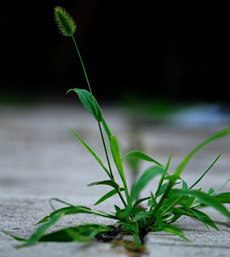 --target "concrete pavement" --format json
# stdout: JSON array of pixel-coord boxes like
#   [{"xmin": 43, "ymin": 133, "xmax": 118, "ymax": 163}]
[{"xmin": 1, "ymin": 103, "xmax": 230, "ymax": 256}]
